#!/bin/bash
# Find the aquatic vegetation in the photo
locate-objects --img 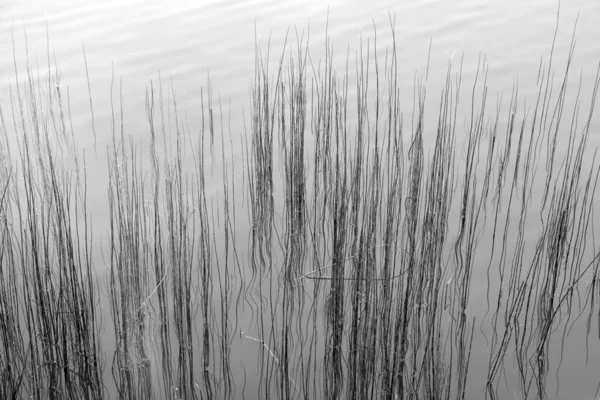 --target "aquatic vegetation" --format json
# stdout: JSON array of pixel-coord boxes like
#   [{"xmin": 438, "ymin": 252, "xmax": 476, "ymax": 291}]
[
  {"xmin": 0, "ymin": 35, "xmax": 103, "ymax": 399},
  {"xmin": 1, "ymin": 13, "xmax": 600, "ymax": 400}
]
